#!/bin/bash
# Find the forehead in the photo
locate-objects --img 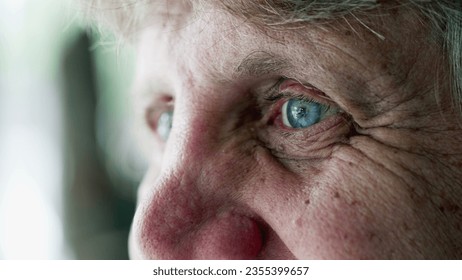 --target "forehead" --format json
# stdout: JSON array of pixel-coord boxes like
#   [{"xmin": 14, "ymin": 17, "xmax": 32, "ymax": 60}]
[
  {"xmin": 137, "ymin": 22, "xmax": 303, "ymax": 99},
  {"xmin": 134, "ymin": 1, "xmax": 428, "ymax": 95},
  {"xmin": 137, "ymin": 6, "xmax": 337, "ymax": 83},
  {"xmin": 174, "ymin": 14, "xmax": 309, "ymax": 77}
]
